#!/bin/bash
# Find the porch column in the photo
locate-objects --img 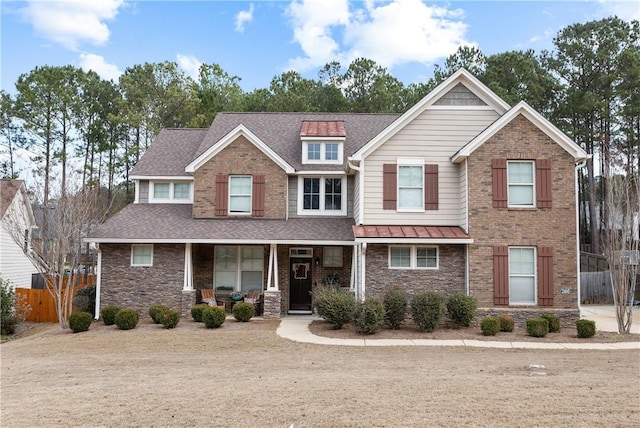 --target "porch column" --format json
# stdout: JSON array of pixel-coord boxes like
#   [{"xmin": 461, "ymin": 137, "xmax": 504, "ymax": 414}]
[
  {"xmin": 93, "ymin": 247, "xmax": 102, "ymax": 320},
  {"xmin": 267, "ymin": 243, "xmax": 279, "ymax": 291},
  {"xmin": 359, "ymin": 243, "xmax": 367, "ymax": 302},
  {"xmin": 350, "ymin": 244, "xmax": 357, "ymax": 291},
  {"xmin": 183, "ymin": 243, "xmax": 193, "ymax": 291}
]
